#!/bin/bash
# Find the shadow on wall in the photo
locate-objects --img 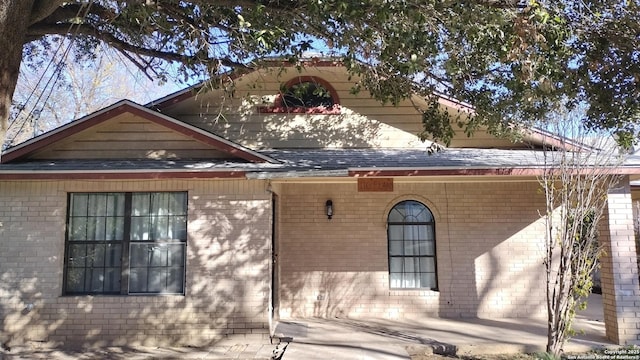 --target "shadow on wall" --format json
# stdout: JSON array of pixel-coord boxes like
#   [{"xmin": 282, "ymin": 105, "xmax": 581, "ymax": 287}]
[
  {"xmin": 0, "ymin": 193, "xmax": 272, "ymax": 348},
  {"xmin": 187, "ymin": 99, "xmax": 424, "ymax": 149},
  {"xmin": 280, "ymin": 271, "xmax": 375, "ymax": 318},
  {"xmin": 277, "ymin": 182, "xmax": 549, "ymax": 321},
  {"xmin": 438, "ymin": 185, "xmax": 550, "ymax": 319}
]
